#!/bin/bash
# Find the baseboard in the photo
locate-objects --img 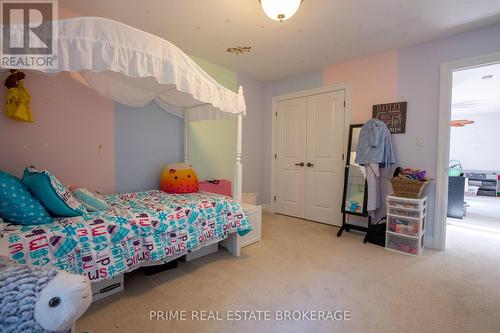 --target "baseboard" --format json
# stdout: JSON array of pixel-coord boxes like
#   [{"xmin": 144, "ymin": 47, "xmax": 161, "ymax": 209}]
[
  {"xmin": 261, "ymin": 204, "xmax": 274, "ymax": 213},
  {"xmin": 424, "ymin": 235, "xmax": 440, "ymax": 250}
]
